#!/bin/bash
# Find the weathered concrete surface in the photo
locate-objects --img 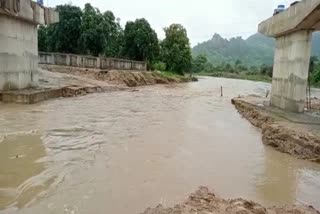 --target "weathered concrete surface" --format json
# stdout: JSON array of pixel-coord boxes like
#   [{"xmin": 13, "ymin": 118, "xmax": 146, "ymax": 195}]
[
  {"xmin": 1, "ymin": 88, "xmax": 62, "ymax": 104},
  {"xmin": 39, "ymin": 52, "xmax": 148, "ymax": 71},
  {"xmin": 232, "ymin": 95, "xmax": 320, "ymax": 162},
  {"xmin": 142, "ymin": 187, "xmax": 320, "ymax": 214},
  {"xmin": 258, "ymin": 0, "xmax": 320, "ymax": 37},
  {"xmin": 258, "ymin": 0, "xmax": 320, "ymax": 112},
  {"xmin": 0, "ymin": 86, "xmax": 104, "ymax": 104},
  {"xmin": 0, "ymin": 68, "xmax": 125, "ymax": 104},
  {"xmin": 0, "ymin": 15, "xmax": 38, "ymax": 90},
  {"xmin": 0, "ymin": 0, "xmax": 59, "ymax": 91},
  {"xmin": 271, "ymin": 30, "xmax": 313, "ymax": 112}
]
